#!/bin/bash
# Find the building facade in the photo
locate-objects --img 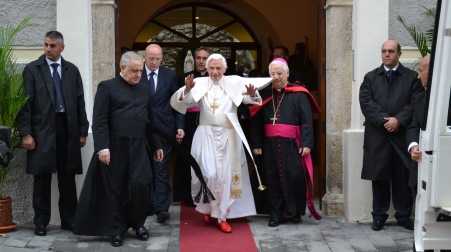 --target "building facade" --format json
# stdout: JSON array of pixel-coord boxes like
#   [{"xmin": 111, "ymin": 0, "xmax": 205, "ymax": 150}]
[{"xmin": 0, "ymin": 0, "xmax": 435, "ymax": 224}]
